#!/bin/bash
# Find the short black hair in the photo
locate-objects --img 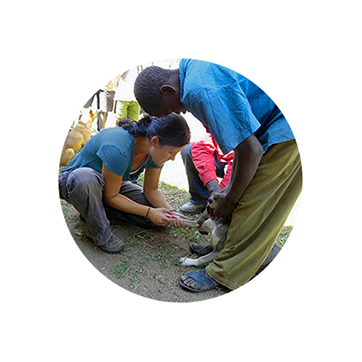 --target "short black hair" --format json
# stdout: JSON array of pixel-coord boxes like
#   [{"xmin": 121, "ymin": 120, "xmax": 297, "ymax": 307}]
[{"xmin": 134, "ymin": 66, "xmax": 172, "ymax": 114}]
